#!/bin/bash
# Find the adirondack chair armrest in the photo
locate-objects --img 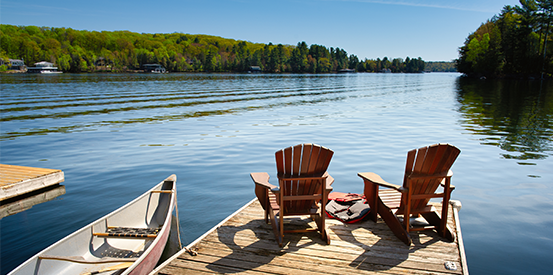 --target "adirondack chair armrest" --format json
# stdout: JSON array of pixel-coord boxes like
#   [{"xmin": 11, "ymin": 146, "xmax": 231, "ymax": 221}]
[
  {"xmin": 324, "ymin": 173, "xmax": 334, "ymax": 191},
  {"xmin": 358, "ymin": 172, "xmax": 401, "ymax": 190},
  {"xmin": 442, "ymin": 181, "xmax": 456, "ymax": 190},
  {"xmin": 250, "ymin": 172, "xmax": 277, "ymax": 190},
  {"xmin": 440, "ymin": 170, "xmax": 455, "ymax": 190}
]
